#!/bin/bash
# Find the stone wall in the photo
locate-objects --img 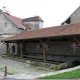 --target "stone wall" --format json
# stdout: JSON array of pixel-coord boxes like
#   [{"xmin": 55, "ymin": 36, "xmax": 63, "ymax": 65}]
[
  {"xmin": 0, "ymin": 38, "xmax": 6, "ymax": 54},
  {"xmin": 71, "ymin": 7, "xmax": 80, "ymax": 23},
  {"xmin": 25, "ymin": 38, "xmax": 73, "ymax": 55},
  {"xmin": 24, "ymin": 37, "xmax": 80, "ymax": 61},
  {"xmin": 0, "ymin": 12, "xmax": 20, "ymax": 34},
  {"xmin": 0, "ymin": 11, "xmax": 21, "ymax": 54},
  {"xmin": 23, "ymin": 21, "xmax": 43, "ymax": 30}
]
